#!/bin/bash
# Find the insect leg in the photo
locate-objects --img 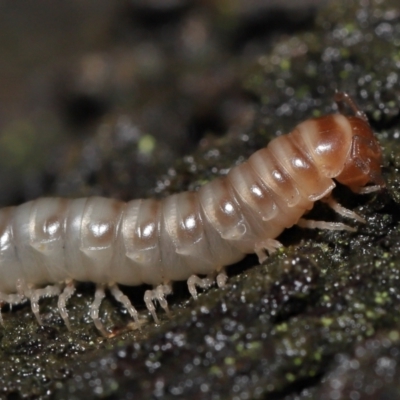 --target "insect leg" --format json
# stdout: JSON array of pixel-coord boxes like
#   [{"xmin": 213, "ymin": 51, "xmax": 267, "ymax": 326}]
[
  {"xmin": 0, "ymin": 293, "xmax": 26, "ymax": 325},
  {"xmin": 216, "ymin": 270, "xmax": 228, "ymax": 288},
  {"xmin": 187, "ymin": 269, "xmax": 228, "ymax": 299},
  {"xmin": 356, "ymin": 185, "xmax": 383, "ymax": 194},
  {"xmin": 321, "ymin": 197, "xmax": 366, "ymax": 223},
  {"xmin": 28, "ymin": 284, "xmax": 62, "ymax": 325},
  {"xmin": 254, "ymin": 239, "xmax": 283, "ymax": 263},
  {"xmin": 144, "ymin": 284, "xmax": 172, "ymax": 324},
  {"xmin": 90, "ymin": 284, "xmax": 108, "ymax": 337},
  {"xmin": 58, "ymin": 280, "xmax": 76, "ymax": 330},
  {"xmin": 298, "ymin": 194, "xmax": 372, "ymax": 232},
  {"xmin": 297, "ymin": 218, "xmax": 356, "ymax": 232},
  {"xmin": 187, "ymin": 275, "xmax": 214, "ymax": 299},
  {"xmin": 109, "ymin": 283, "xmax": 141, "ymax": 329}
]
